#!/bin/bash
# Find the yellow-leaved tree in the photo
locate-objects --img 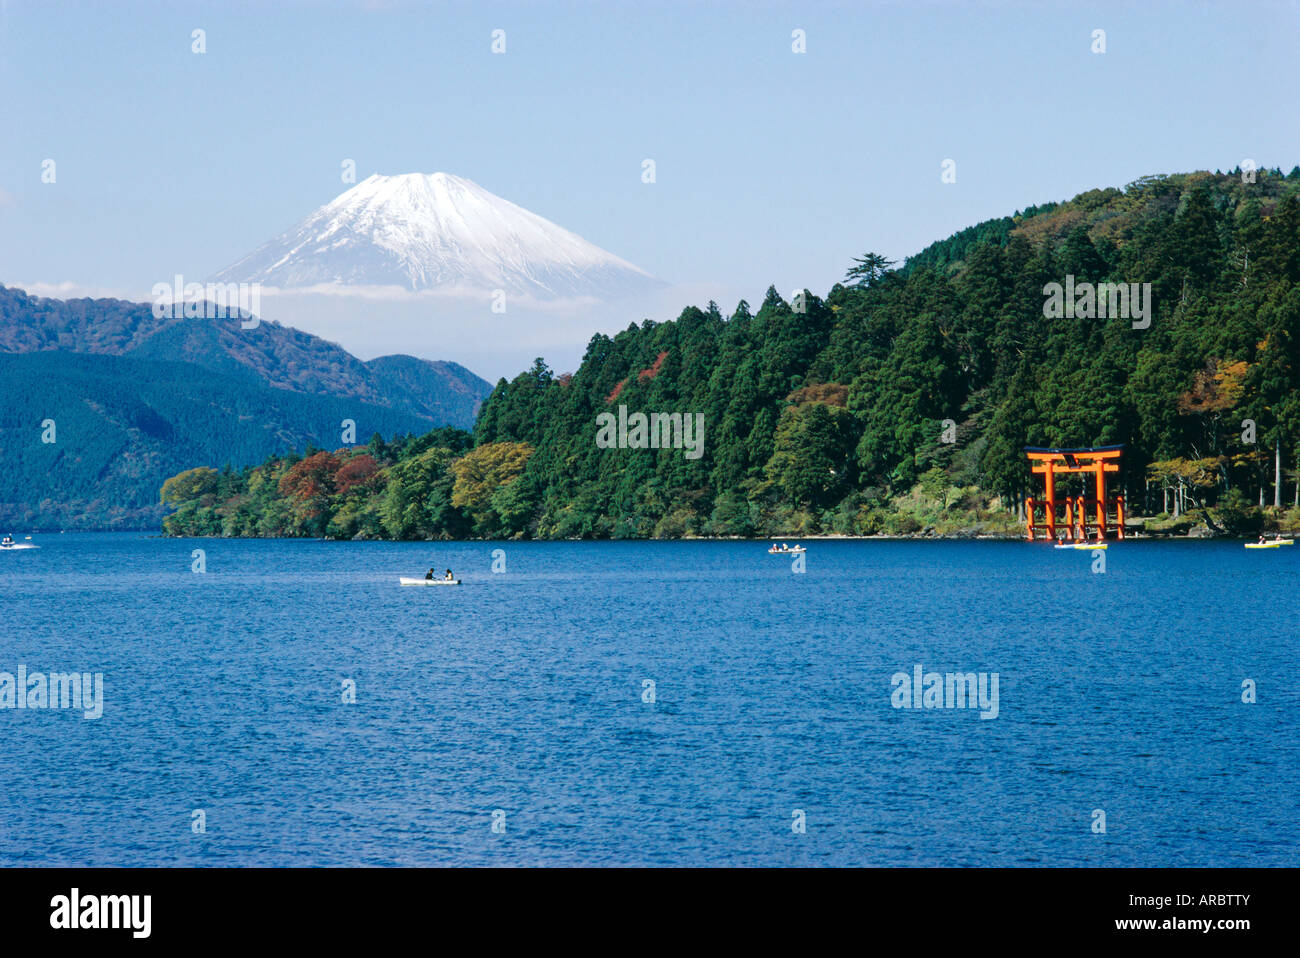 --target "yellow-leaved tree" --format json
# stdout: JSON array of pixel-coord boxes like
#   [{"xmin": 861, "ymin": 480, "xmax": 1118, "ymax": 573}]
[
  {"xmin": 450, "ymin": 442, "xmax": 534, "ymax": 530},
  {"xmin": 160, "ymin": 466, "xmax": 219, "ymax": 507}
]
